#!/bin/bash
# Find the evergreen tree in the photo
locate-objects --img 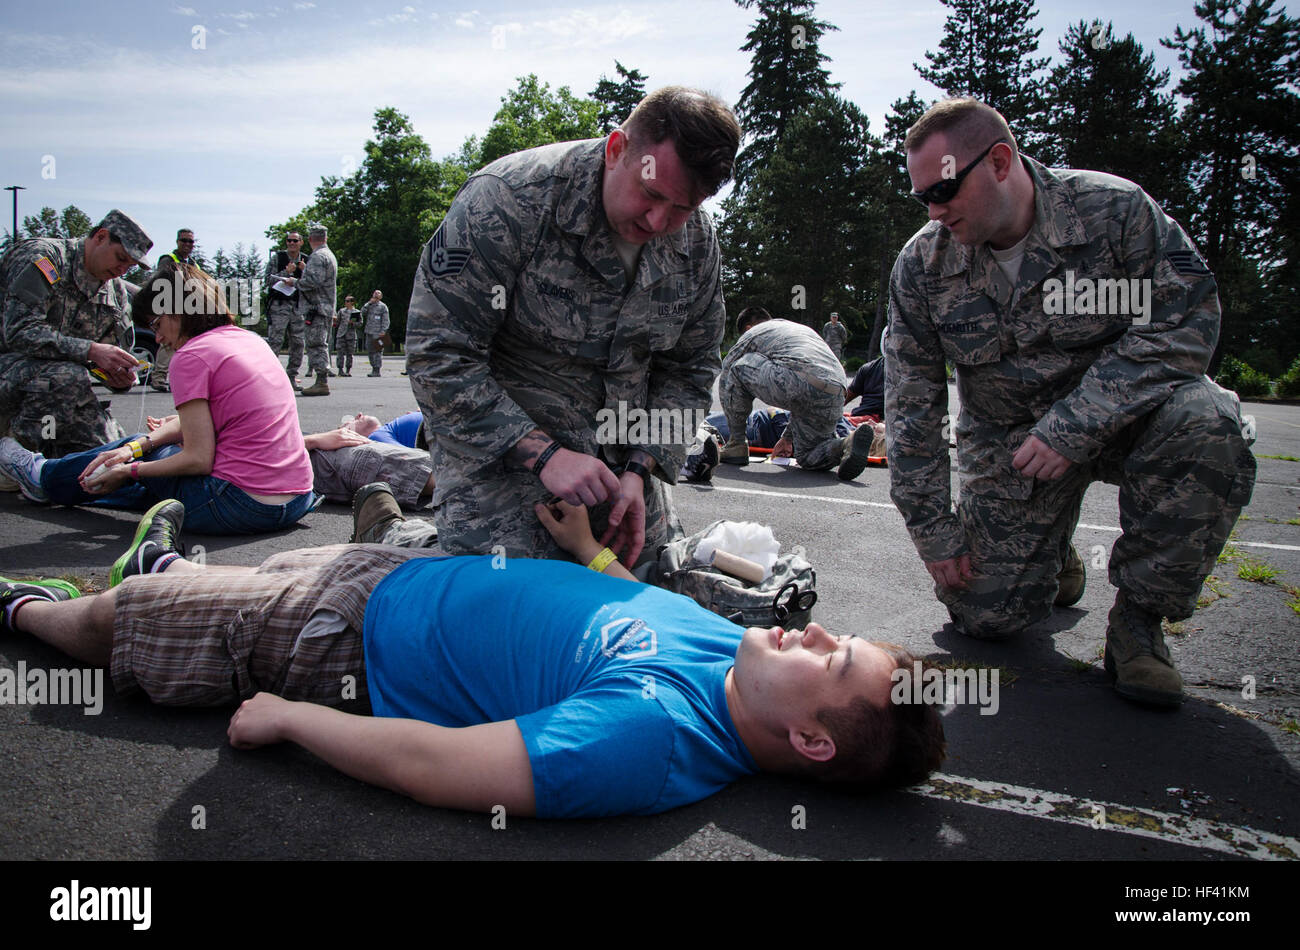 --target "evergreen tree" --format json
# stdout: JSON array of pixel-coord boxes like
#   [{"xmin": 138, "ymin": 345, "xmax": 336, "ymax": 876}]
[
  {"xmin": 1042, "ymin": 21, "xmax": 1188, "ymax": 213},
  {"xmin": 732, "ymin": 0, "xmax": 839, "ymax": 190},
  {"xmin": 1163, "ymin": 0, "xmax": 1300, "ymax": 369},
  {"xmin": 915, "ymin": 0, "xmax": 1049, "ymax": 149},
  {"xmin": 590, "ymin": 61, "xmax": 649, "ymax": 133}
]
